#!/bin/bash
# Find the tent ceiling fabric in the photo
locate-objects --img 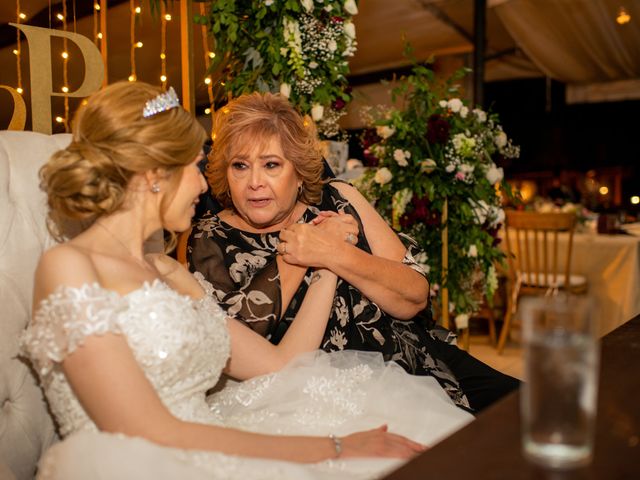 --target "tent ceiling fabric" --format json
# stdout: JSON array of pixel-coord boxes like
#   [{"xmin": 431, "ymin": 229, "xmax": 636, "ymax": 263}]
[
  {"xmin": 496, "ymin": 0, "xmax": 640, "ymax": 84},
  {"xmin": 0, "ymin": 0, "xmax": 637, "ymax": 113}
]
